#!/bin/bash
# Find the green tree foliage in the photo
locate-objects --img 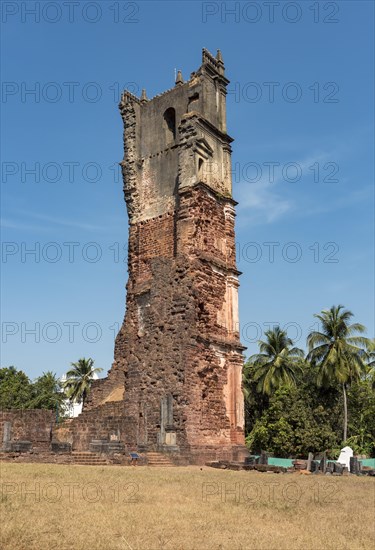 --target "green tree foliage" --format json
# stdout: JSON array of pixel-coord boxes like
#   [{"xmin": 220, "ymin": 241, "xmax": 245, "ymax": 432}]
[
  {"xmin": 346, "ymin": 379, "xmax": 375, "ymax": 456},
  {"xmin": 29, "ymin": 371, "xmax": 66, "ymax": 416},
  {"xmin": 0, "ymin": 360, "xmax": 102, "ymax": 414},
  {"xmin": 63, "ymin": 358, "xmax": 102, "ymax": 408},
  {"xmin": 0, "ymin": 366, "xmax": 33, "ymax": 409},
  {"xmin": 0, "ymin": 367, "xmax": 67, "ymax": 416},
  {"xmin": 245, "ymin": 365, "xmax": 342, "ymax": 458},
  {"xmin": 244, "ymin": 306, "xmax": 374, "ymax": 458},
  {"xmin": 366, "ymin": 339, "xmax": 375, "ymax": 390},
  {"xmin": 243, "ymin": 360, "xmax": 270, "ymax": 429}
]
